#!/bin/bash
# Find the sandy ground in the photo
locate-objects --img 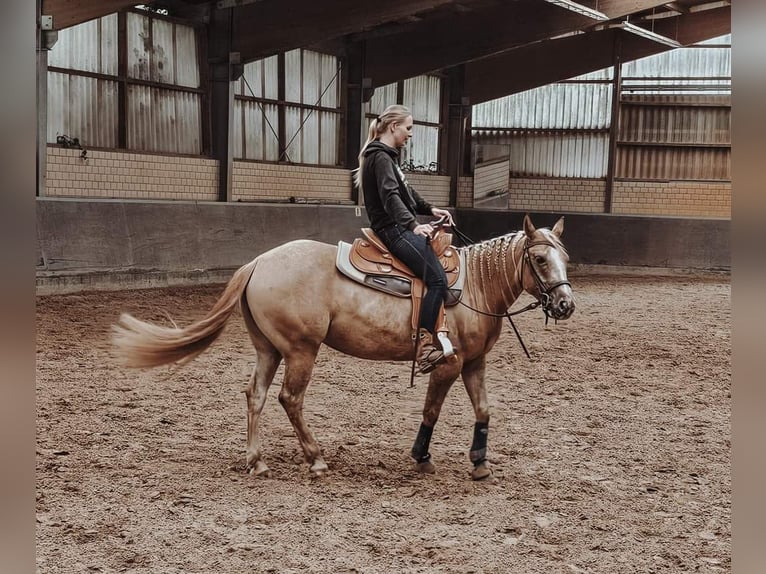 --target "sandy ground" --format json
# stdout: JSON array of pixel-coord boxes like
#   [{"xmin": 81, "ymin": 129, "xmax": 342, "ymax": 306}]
[{"xmin": 36, "ymin": 273, "xmax": 730, "ymax": 573}]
